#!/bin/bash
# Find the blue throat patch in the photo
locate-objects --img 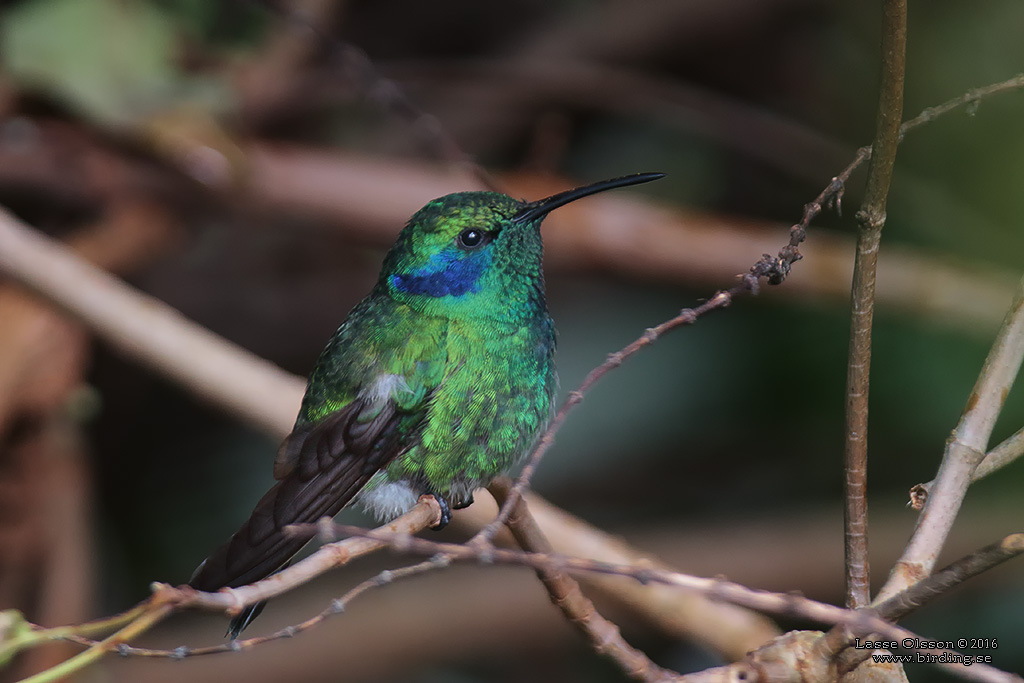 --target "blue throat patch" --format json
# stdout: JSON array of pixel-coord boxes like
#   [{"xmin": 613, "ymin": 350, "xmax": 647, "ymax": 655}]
[{"xmin": 391, "ymin": 250, "xmax": 490, "ymax": 297}]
